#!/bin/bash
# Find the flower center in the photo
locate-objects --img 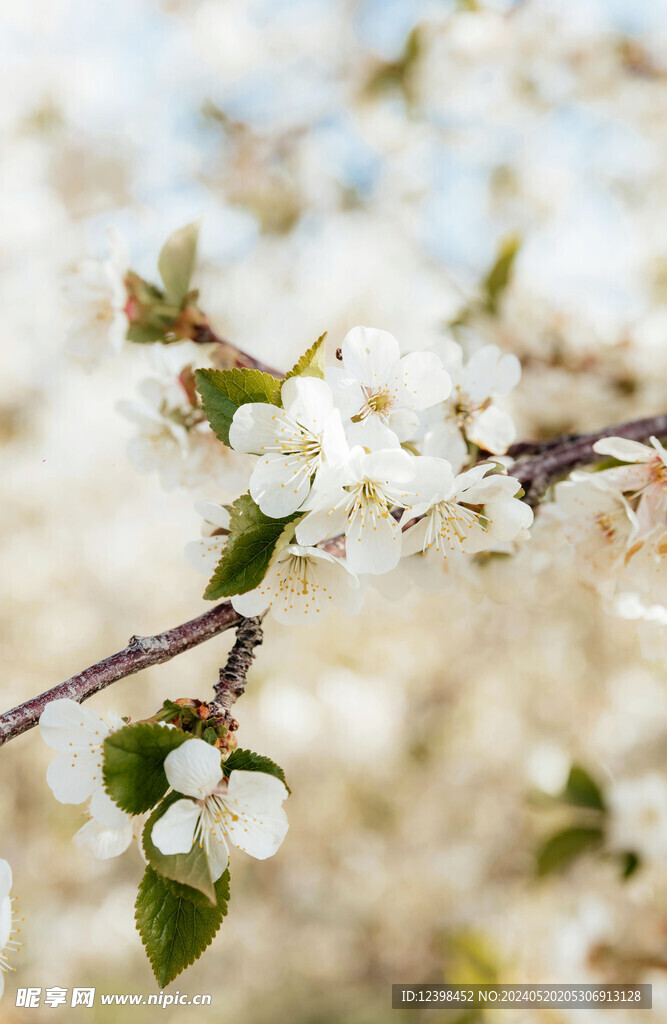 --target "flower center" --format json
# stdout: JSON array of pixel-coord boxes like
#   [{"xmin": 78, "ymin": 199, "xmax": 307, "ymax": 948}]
[{"xmin": 352, "ymin": 386, "xmax": 397, "ymax": 423}]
